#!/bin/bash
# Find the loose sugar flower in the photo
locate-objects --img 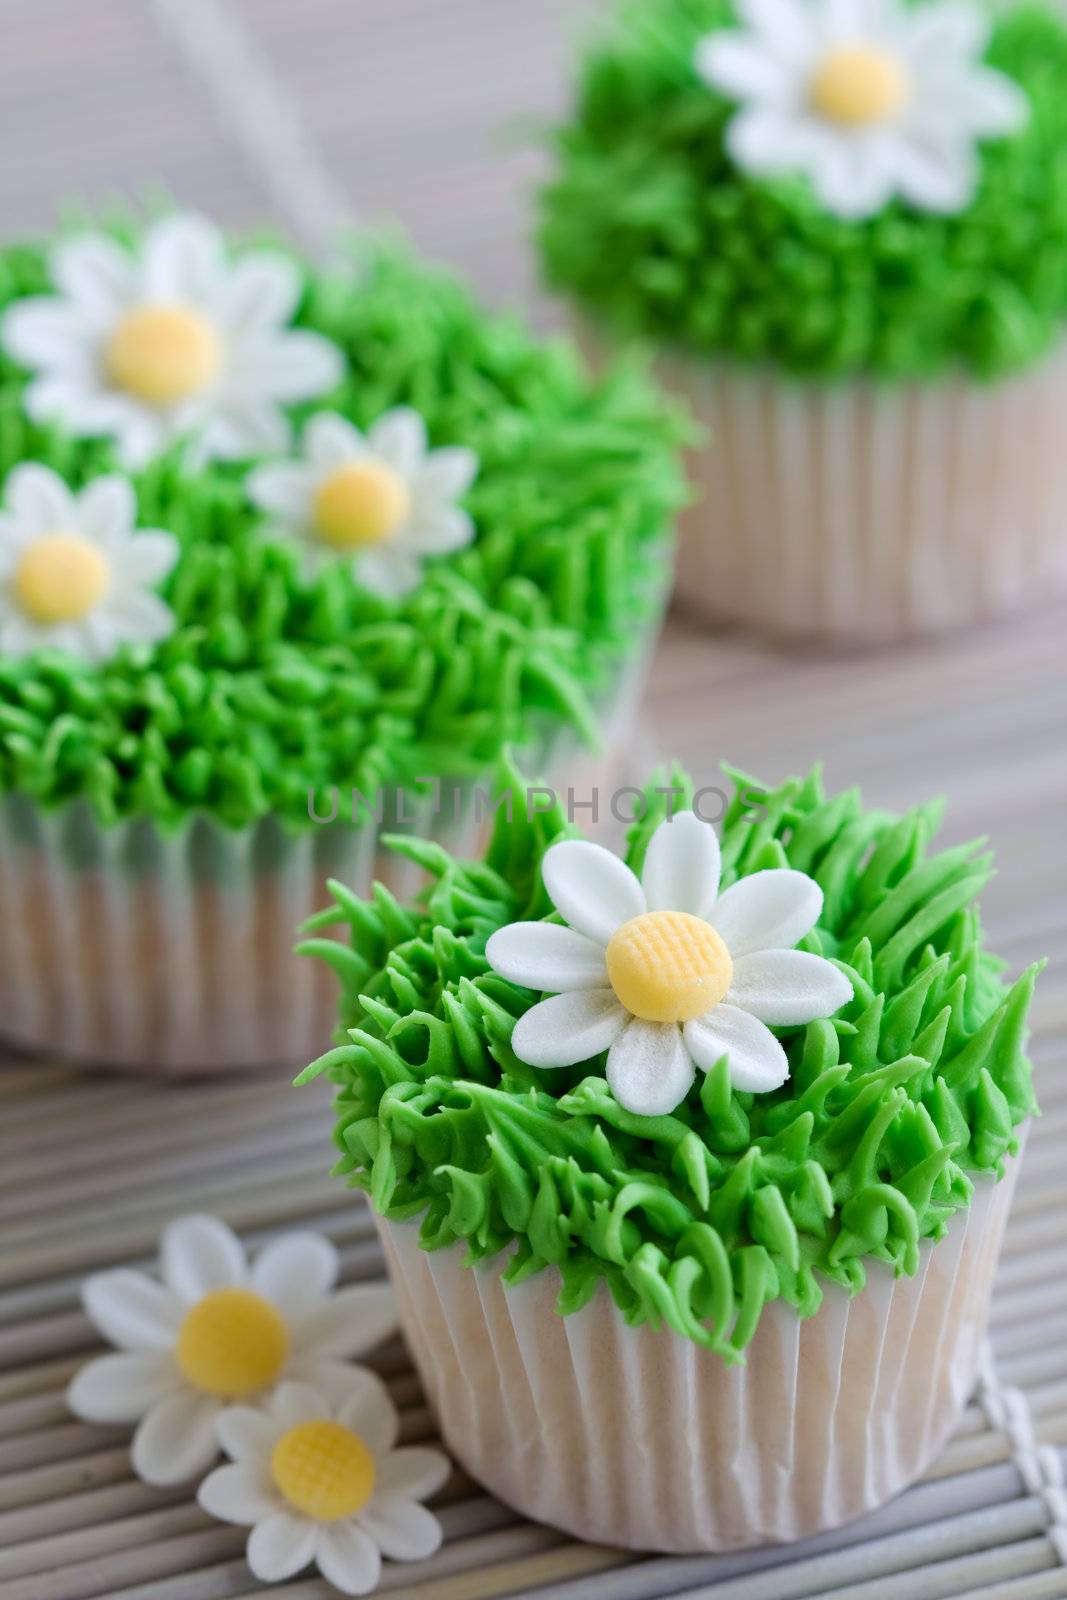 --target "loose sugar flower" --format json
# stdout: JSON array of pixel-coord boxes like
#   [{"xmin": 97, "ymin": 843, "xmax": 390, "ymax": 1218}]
[
  {"xmin": 487, "ymin": 809, "xmax": 852, "ymax": 1116},
  {"xmin": 68, "ymin": 1216, "xmax": 395, "ymax": 1486},
  {"xmin": 697, "ymin": 0, "xmax": 1028, "ymax": 219},
  {"xmin": 199, "ymin": 1380, "xmax": 449, "ymax": 1594},
  {"xmin": 246, "ymin": 408, "xmax": 478, "ymax": 599},
  {"xmin": 1, "ymin": 212, "xmax": 342, "ymax": 467},
  {"xmin": 0, "ymin": 464, "xmax": 177, "ymax": 663}
]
